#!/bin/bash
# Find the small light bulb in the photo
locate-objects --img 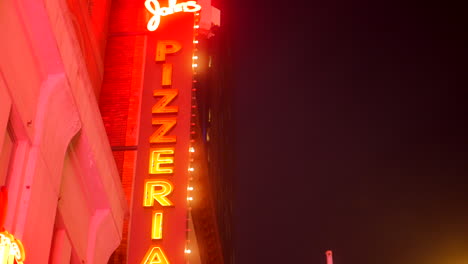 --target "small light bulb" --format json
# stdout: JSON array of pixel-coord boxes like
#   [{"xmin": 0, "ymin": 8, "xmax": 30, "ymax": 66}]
[
  {"xmin": 187, "ymin": 197, "xmax": 193, "ymax": 201},
  {"xmin": 194, "ymin": 25, "xmax": 199, "ymax": 29},
  {"xmin": 187, "ymin": 187, "xmax": 194, "ymax": 191},
  {"xmin": 188, "ymin": 167, "xmax": 194, "ymax": 172},
  {"xmin": 189, "ymin": 147, "xmax": 195, "ymax": 152},
  {"xmin": 185, "ymin": 249, "xmax": 192, "ymax": 254},
  {"xmin": 192, "ymin": 56, "xmax": 198, "ymax": 60},
  {"xmin": 192, "ymin": 64, "xmax": 198, "ymax": 68}
]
